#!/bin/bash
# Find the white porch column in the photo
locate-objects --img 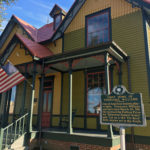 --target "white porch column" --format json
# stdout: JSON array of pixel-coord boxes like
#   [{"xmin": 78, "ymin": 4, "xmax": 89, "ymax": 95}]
[
  {"xmin": 68, "ymin": 60, "xmax": 73, "ymax": 134},
  {"xmin": 105, "ymin": 53, "xmax": 113, "ymax": 138}
]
